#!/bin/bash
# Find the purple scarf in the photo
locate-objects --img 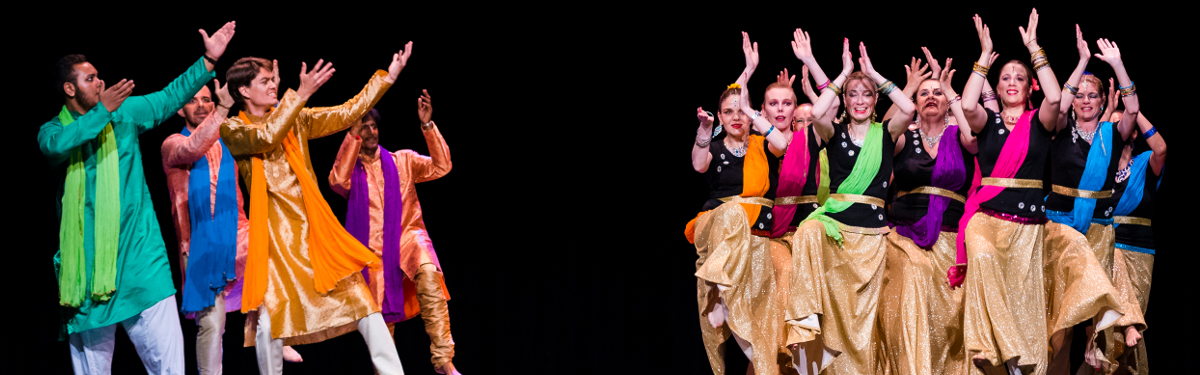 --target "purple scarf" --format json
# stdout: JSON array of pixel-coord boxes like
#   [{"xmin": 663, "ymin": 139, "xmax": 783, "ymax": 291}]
[
  {"xmin": 896, "ymin": 126, "xmax": 966, "ymax": 248},
  {"xmin": 346, "ymin": 146, "xmax": 407, "ymax": 322}
]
